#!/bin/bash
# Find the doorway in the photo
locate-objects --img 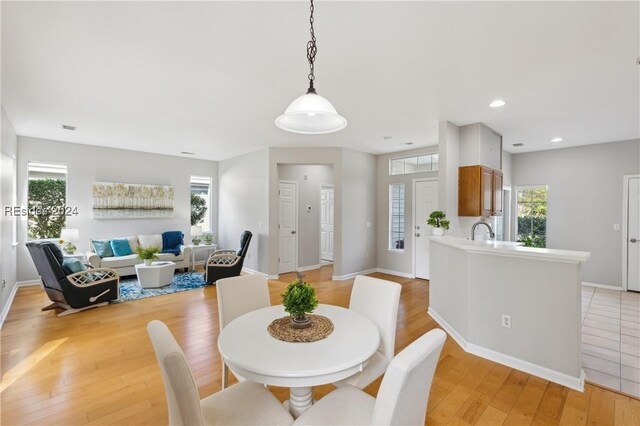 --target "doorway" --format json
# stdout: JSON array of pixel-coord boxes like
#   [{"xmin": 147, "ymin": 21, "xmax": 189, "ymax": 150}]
[
  {"xmin": 413, "ymin": 179, "xmax": 438, "ymax": 279},
  {"xmin": 320, "ymin": 185, "xmax": 334, "ymax": 262},
  {"xmin": 624, "ymin": 175, "xmax": 639, "ymax": 292},
  {"xmin": 278, "ymin": 181, "xmax": 297, "ymax": 274}
]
